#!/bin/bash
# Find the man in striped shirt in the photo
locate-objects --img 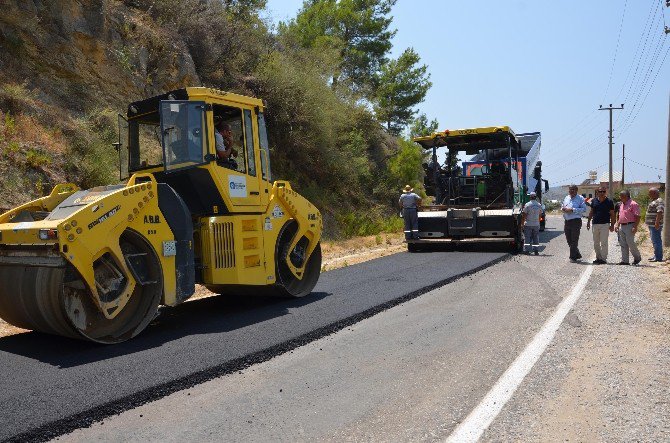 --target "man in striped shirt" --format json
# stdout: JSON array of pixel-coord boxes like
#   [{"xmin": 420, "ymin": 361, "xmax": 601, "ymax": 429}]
[{"xmin": 645, "ymin": 187, "xmax": 664, "ymax": 262}]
